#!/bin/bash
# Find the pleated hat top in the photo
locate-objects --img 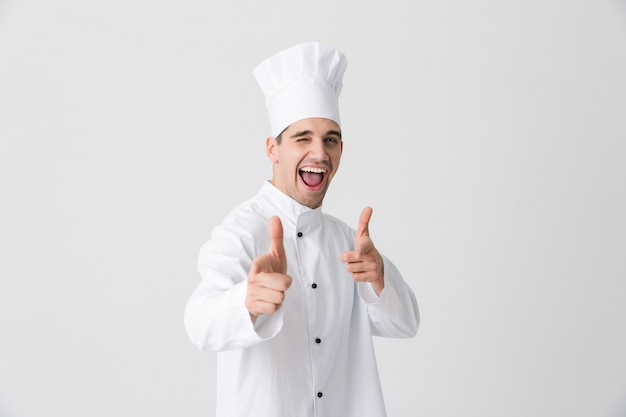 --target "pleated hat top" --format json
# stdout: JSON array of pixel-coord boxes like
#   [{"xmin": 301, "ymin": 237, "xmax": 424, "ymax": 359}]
[{"xmin": 253, "ymin": 41, "xmax": 348, "ymax": 137}]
